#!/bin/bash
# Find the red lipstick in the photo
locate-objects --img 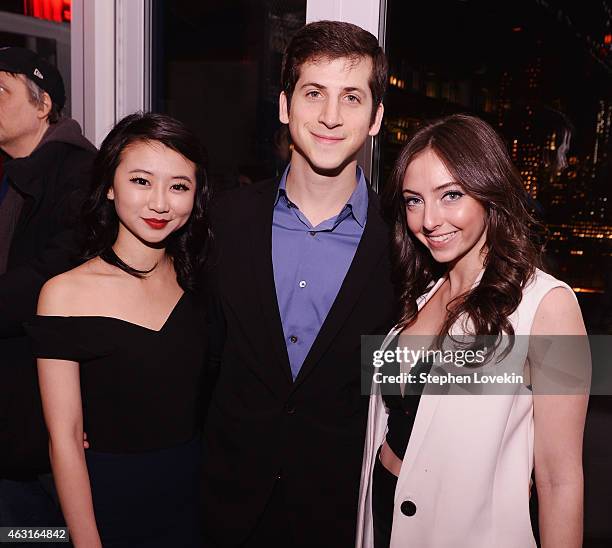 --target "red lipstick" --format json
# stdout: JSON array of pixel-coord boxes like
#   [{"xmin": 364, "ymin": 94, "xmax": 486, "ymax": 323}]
[{"xmin": 143, "ymin": 218, "xmax": 170, "ymax": 229}]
